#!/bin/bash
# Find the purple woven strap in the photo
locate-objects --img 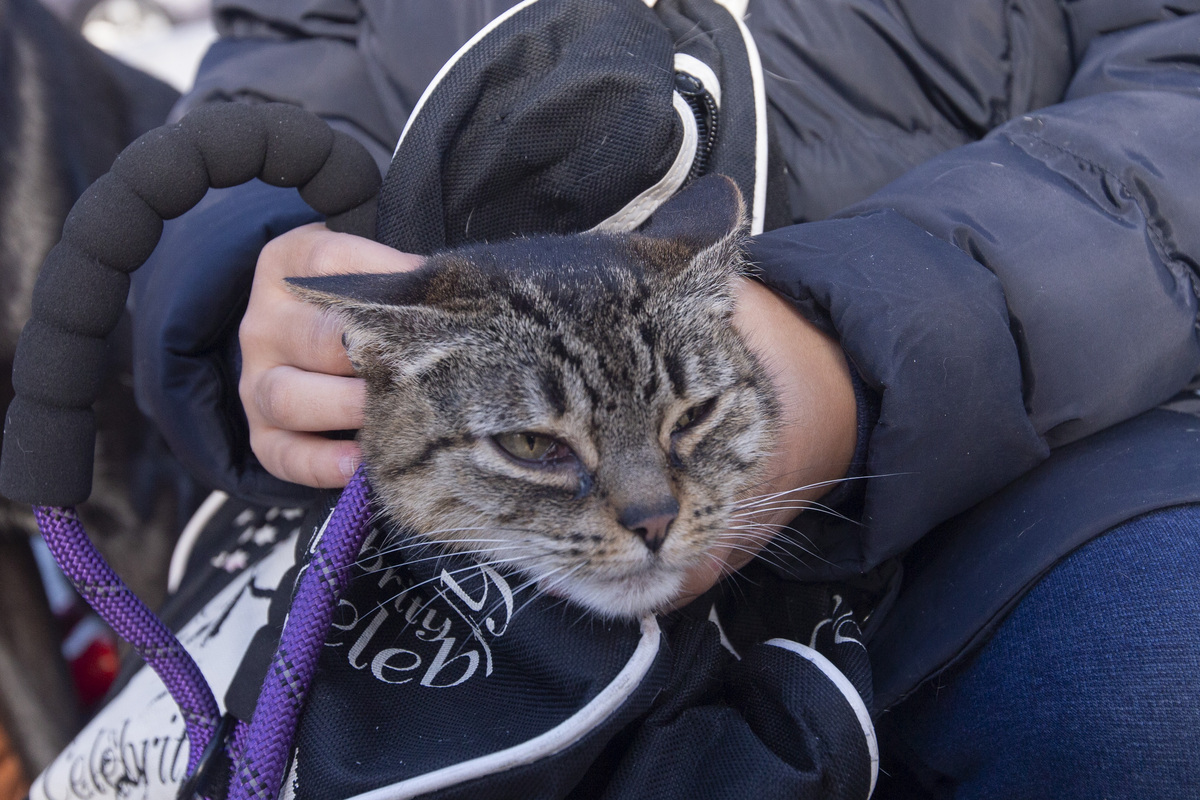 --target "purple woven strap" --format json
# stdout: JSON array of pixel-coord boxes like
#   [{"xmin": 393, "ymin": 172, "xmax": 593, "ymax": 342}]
[
  {"xmin": 230, "ymin": 467, "xmax": 374, "ymax": 800},
  {"xmin": 34, "ymin": 505, "xmax": 222, "ymax": 774}
]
